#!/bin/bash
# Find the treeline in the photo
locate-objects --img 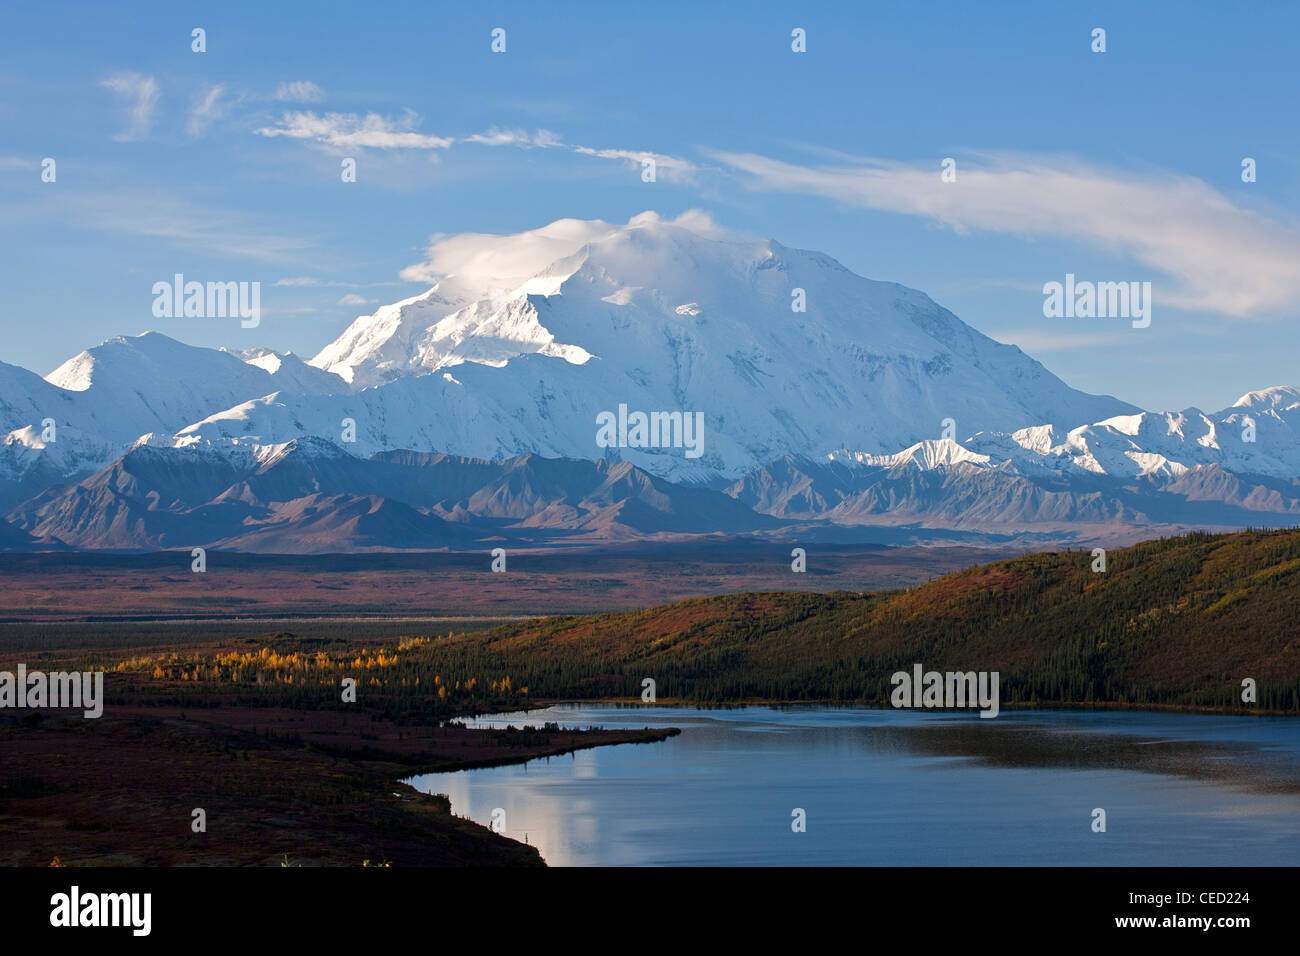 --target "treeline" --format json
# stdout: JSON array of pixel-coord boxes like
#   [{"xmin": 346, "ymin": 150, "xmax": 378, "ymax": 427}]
[
  {"xmin": 89, "ymin": 528, "xmax": 1300, "ymax": 715},
  {"xmin": 396, "ymin": 528, "xmax": 1300, "ymax": 712}
]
